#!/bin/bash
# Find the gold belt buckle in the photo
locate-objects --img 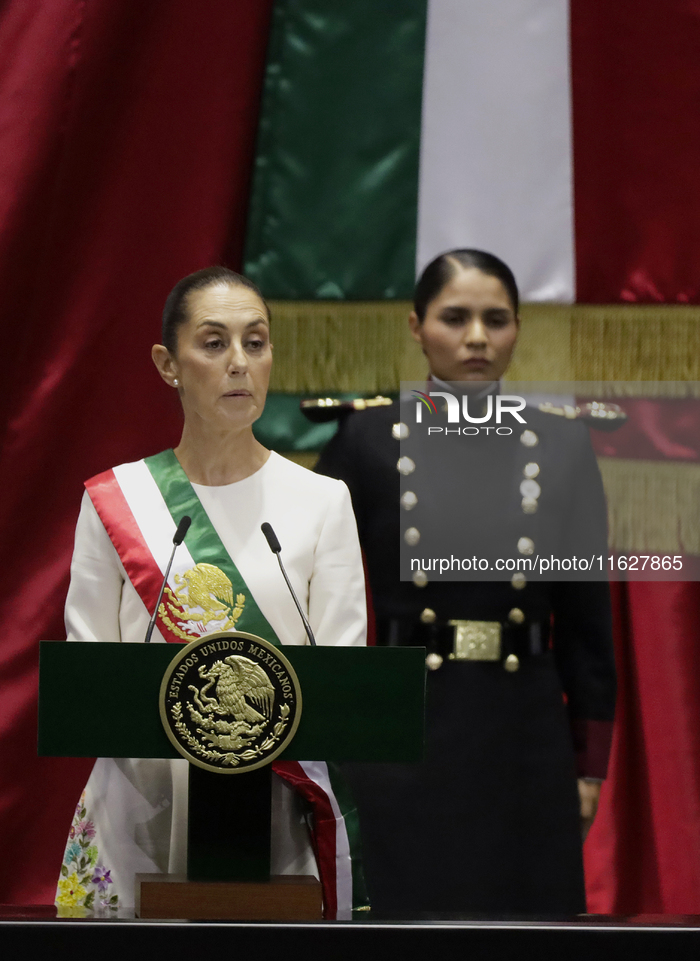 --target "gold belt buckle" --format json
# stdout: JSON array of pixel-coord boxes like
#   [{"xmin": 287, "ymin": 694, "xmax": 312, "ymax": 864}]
[{"xmin": 448, "ymin": 620, "xmax": 501, "ymax": 661}]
